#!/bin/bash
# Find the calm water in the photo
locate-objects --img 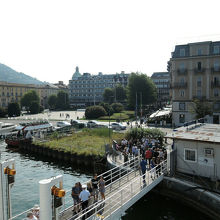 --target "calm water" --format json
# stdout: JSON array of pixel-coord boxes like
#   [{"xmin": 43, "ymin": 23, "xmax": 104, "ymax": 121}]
[{"xmin": 0, "ymin": 141, "xmax": 212, "ymax": 220}]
